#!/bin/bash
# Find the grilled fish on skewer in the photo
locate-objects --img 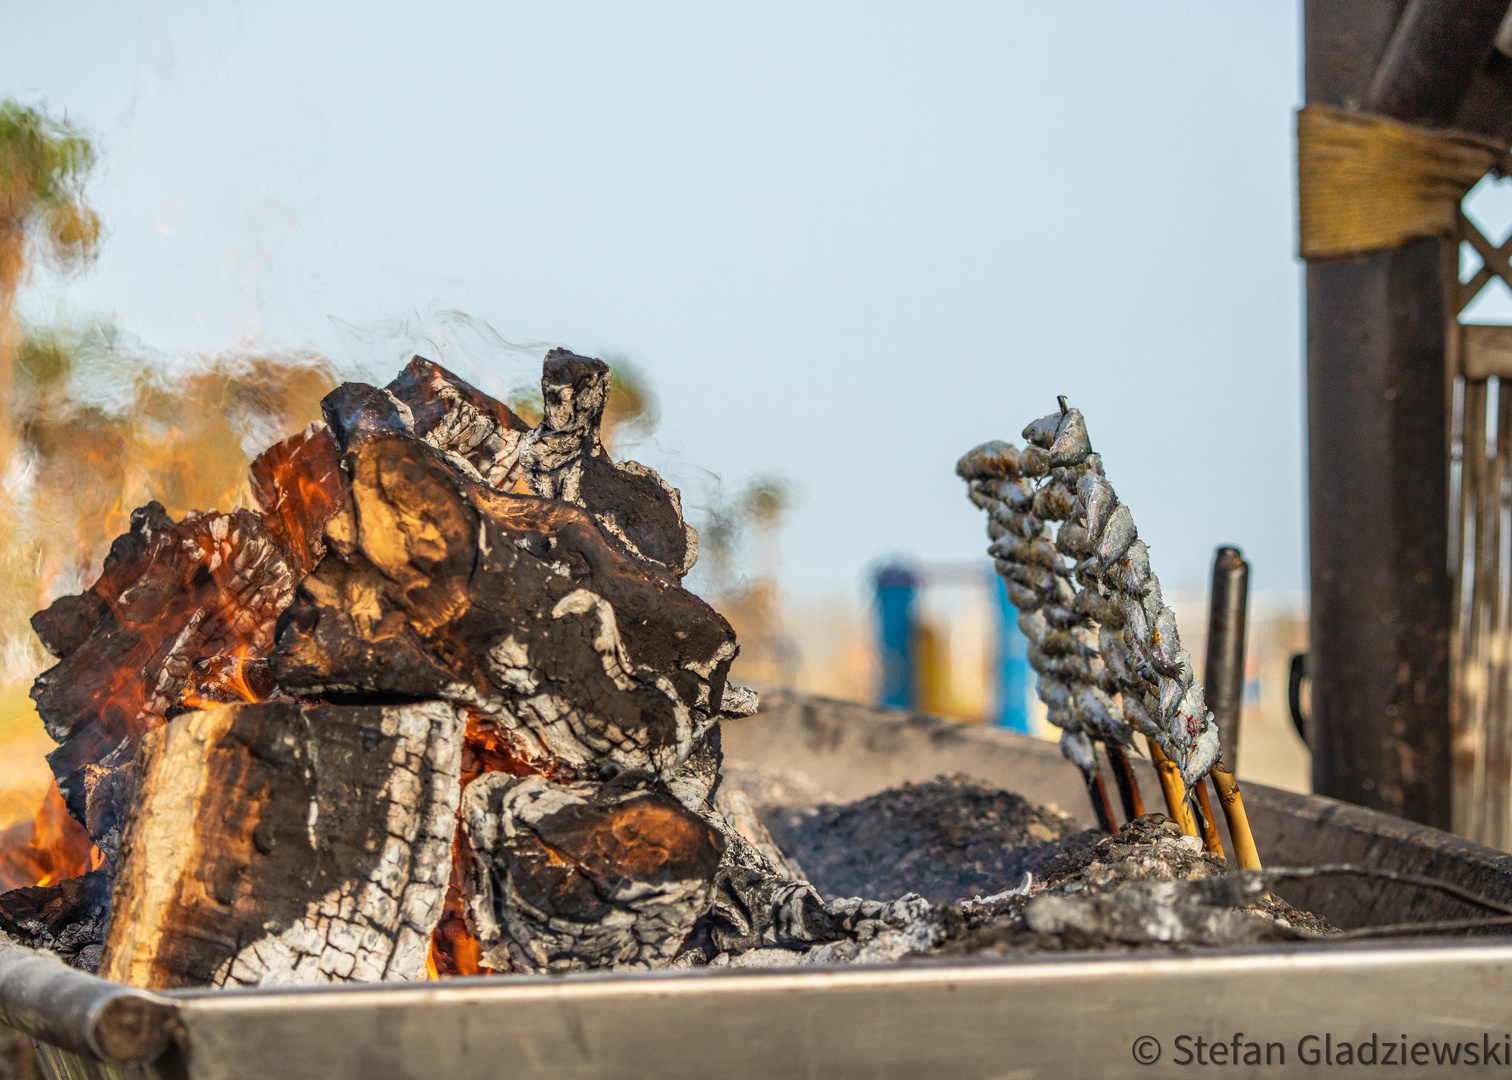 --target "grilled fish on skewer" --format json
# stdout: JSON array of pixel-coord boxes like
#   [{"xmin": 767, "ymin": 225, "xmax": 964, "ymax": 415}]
[
  {"xmin": 958, "ymin": 409, "xmax": 1134, "ymax": 833},
  {"xmin": 959, "ymin": 398, "xmax": 1238, "ymax": 846}
]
